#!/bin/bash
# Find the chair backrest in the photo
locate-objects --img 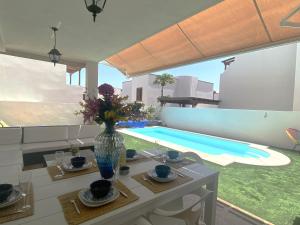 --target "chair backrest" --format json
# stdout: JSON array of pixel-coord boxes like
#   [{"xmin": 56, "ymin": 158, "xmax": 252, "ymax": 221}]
[
  {"xmin": 182, "ymin": 152, "xmax": 204, "ymax": 164},
  {"xmin": 286, "ymin": 128, "xmax": 300, "ymax": 144},
  {"xmin": 134, "ymin": 217, "xmax": 153, "ymax": 225},
  {"xmin": 23, "ymin": 126, "xmax": 68, "ymax": 143},
  {"xmin": 153, "ymin": 188, "xmax": 212, "ymax": 225},
  {"xmin": 0, "ymin": 127, "xmax": 22, "ymax": 145},
  {"xmin": 68, "ymin": 125, "xmax": 99, "ymax": 140}
]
